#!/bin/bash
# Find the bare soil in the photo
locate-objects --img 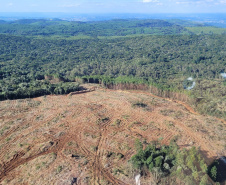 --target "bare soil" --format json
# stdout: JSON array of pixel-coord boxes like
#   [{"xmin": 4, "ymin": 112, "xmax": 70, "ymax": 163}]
[{"xmin": 0, "ymin": 86, "xmax": 225, "ymax": 184}]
